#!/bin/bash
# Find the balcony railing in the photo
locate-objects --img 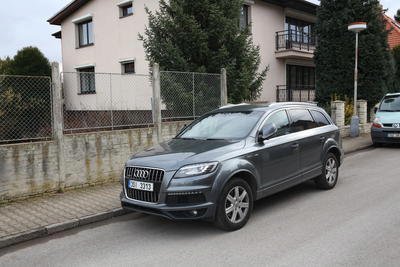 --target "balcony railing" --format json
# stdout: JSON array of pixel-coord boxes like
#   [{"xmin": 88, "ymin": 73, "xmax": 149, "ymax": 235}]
[
  {"xmin": 275, "ymin": 30, "xmax": 316, "ymax": 52},
  {"xmin": 276, "ymin": 85, "xmax": 316, "ymax": 102}
]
